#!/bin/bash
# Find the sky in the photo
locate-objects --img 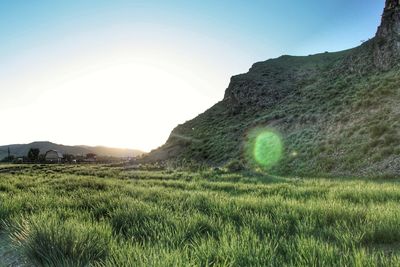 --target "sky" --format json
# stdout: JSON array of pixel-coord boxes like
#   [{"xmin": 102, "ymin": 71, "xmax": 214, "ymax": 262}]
[{"xmin": 0, "ymin": 0, "xmax": 384, "ymax": 152}]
